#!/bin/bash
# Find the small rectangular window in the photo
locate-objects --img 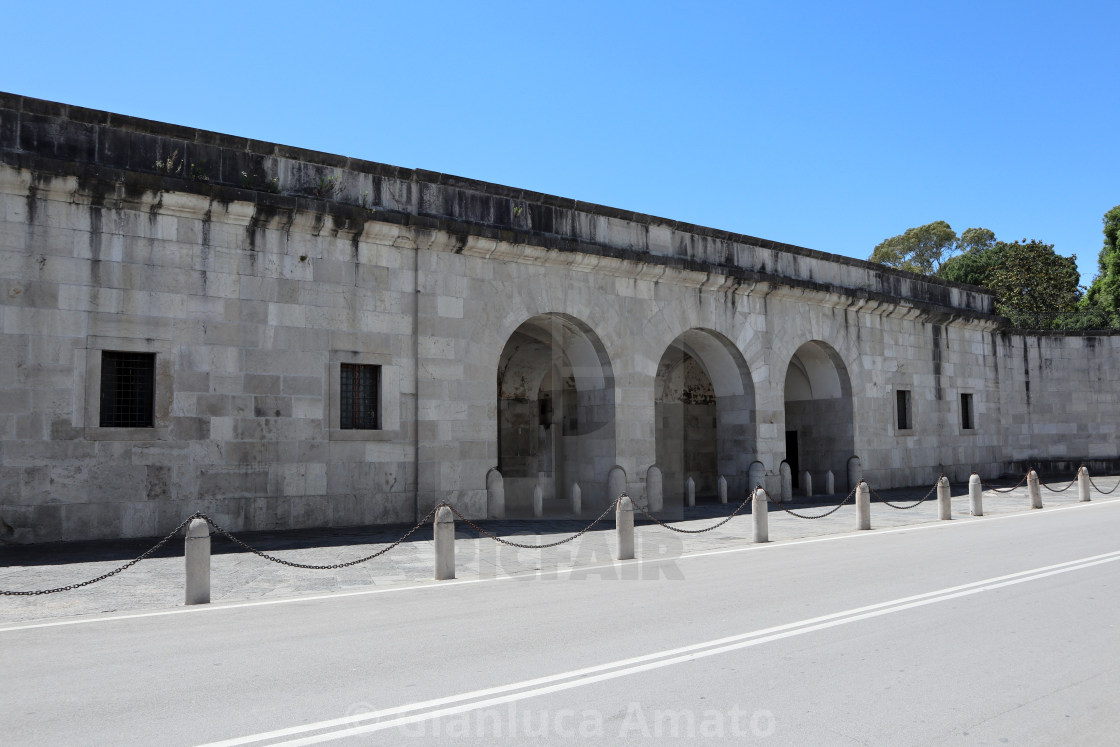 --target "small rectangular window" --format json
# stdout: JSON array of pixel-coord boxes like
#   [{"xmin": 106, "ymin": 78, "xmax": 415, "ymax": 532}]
[
  {"xmin": 961, "ymin": 393, "xmax": 974, "ymax": 430},
  {"xmin": 100, "ymin": 351, "xmax": 156, "ymax": 427},
  {"xmin": 340, "ymin": 363, "xmax": 380, "ymax": 430},
  {"xmin": 896, "ymin": 389, "xmax": 912, "ymax": 430}
]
